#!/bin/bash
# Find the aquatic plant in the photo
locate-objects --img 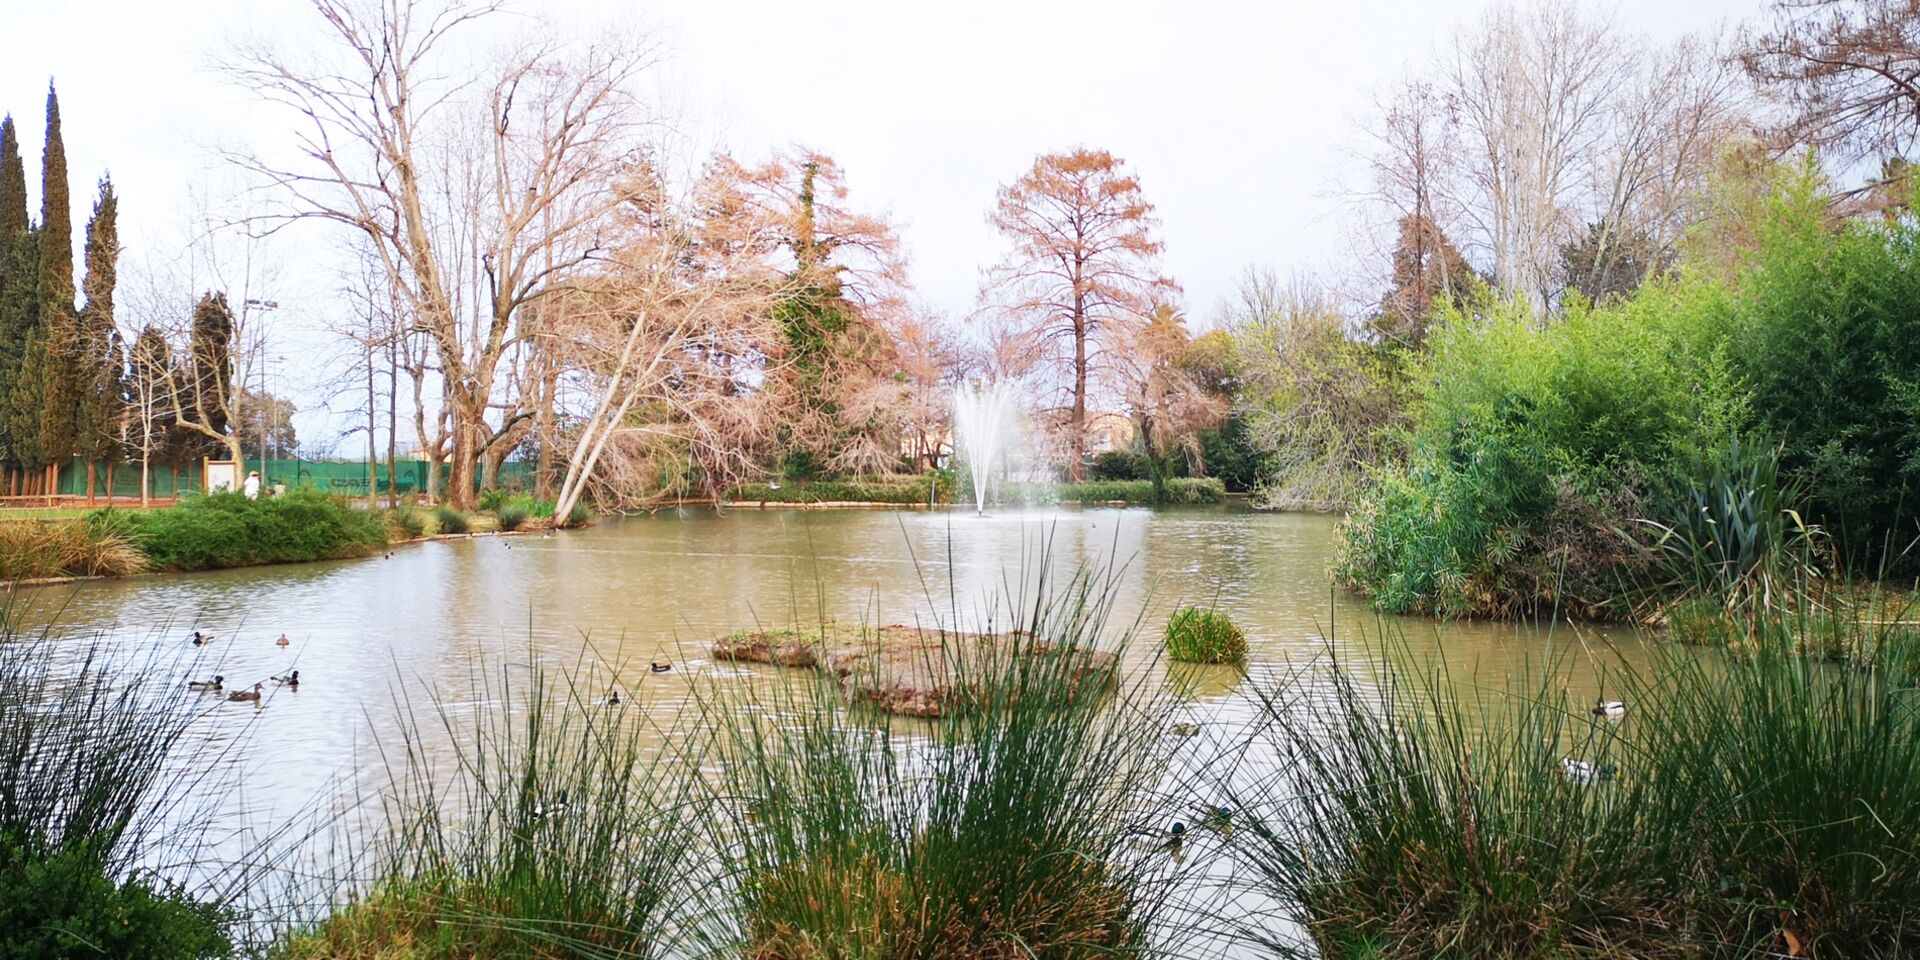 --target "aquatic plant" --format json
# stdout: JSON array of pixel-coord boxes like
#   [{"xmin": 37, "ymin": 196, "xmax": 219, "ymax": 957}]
[
  {"xmin": 1163, "ymin": 607, "xmax": 1247, "ymax": 665},
  {"xmin": 275, "ymin": 657, "xmax": 703, "ymax": 960},
  {"xmin": 691, "ymin": 571, "xmax": 1182, "ymax": 959},
  {"xmin": 386, "ymin": 505, "xmax": 426, "ymax": 539},
  {"xmin": 1231, "ymin": 610, "xmax": 1920, "ymax": 958},
  {"xmin": 0, "ymin": 619, "xmax": 257, "ymax": 958}
]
